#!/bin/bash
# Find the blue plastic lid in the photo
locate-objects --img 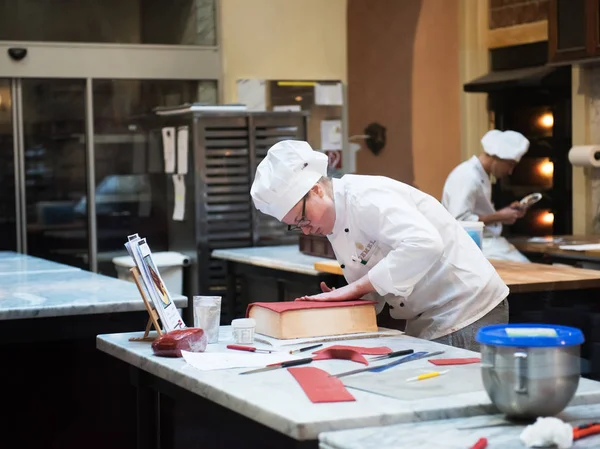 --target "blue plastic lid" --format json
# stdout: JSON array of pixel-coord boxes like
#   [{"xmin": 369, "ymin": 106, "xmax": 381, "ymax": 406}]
[{"xmin": 476, "ymin": 323, "xmax": 584, "ymax": 347}]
